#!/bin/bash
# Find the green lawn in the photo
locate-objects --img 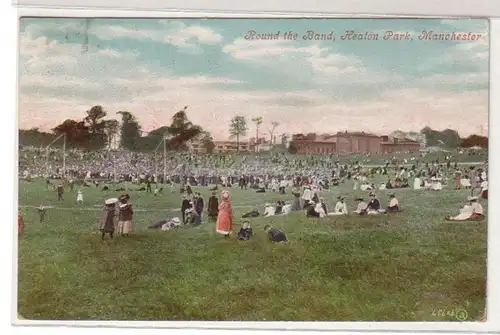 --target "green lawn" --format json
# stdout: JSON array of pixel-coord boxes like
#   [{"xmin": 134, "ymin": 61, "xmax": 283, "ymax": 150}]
[{"xmin": 17, "ymin": 178, "xmax": 487, "ymax": 321}]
